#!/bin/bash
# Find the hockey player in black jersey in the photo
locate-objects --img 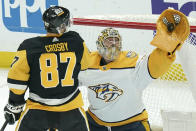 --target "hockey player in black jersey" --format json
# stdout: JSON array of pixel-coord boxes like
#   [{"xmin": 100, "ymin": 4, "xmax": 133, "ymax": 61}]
[{"xmin": 3, "ymin": 6, "xmax": 90, "ymax": 131}]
